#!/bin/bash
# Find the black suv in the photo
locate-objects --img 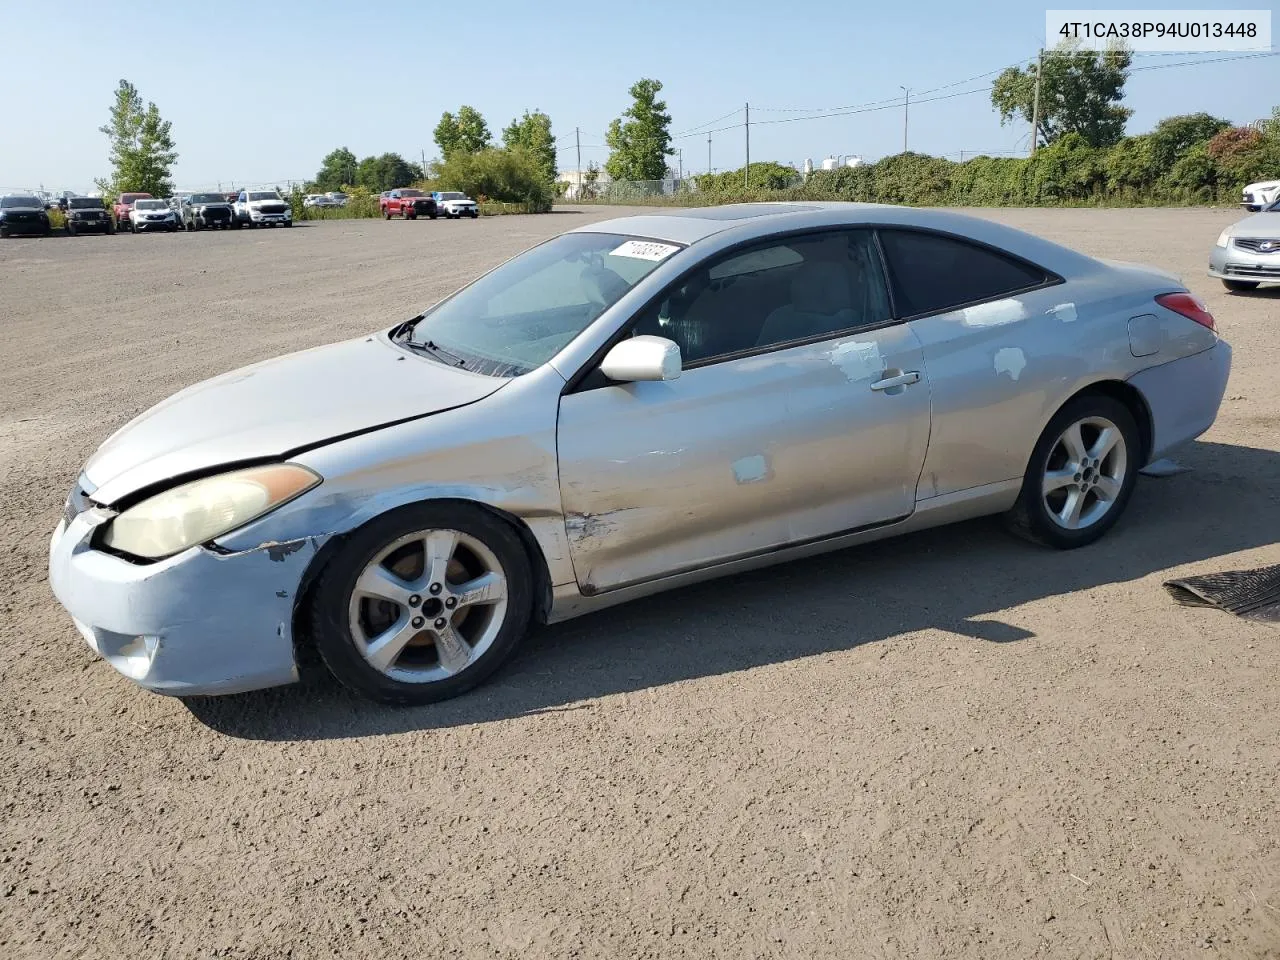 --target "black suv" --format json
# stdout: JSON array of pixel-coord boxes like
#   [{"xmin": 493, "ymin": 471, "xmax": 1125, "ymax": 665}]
[
  {"xmin": 181, "ymin": 192, "xmax": 236, "ymax": 230},
  {"xmin": 64, "ymin": 197, "xmax": 115, "ymax": 235},
  {"xmin": 0, "ymin": 195, "xmax": 52, "ymax": 238}
]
